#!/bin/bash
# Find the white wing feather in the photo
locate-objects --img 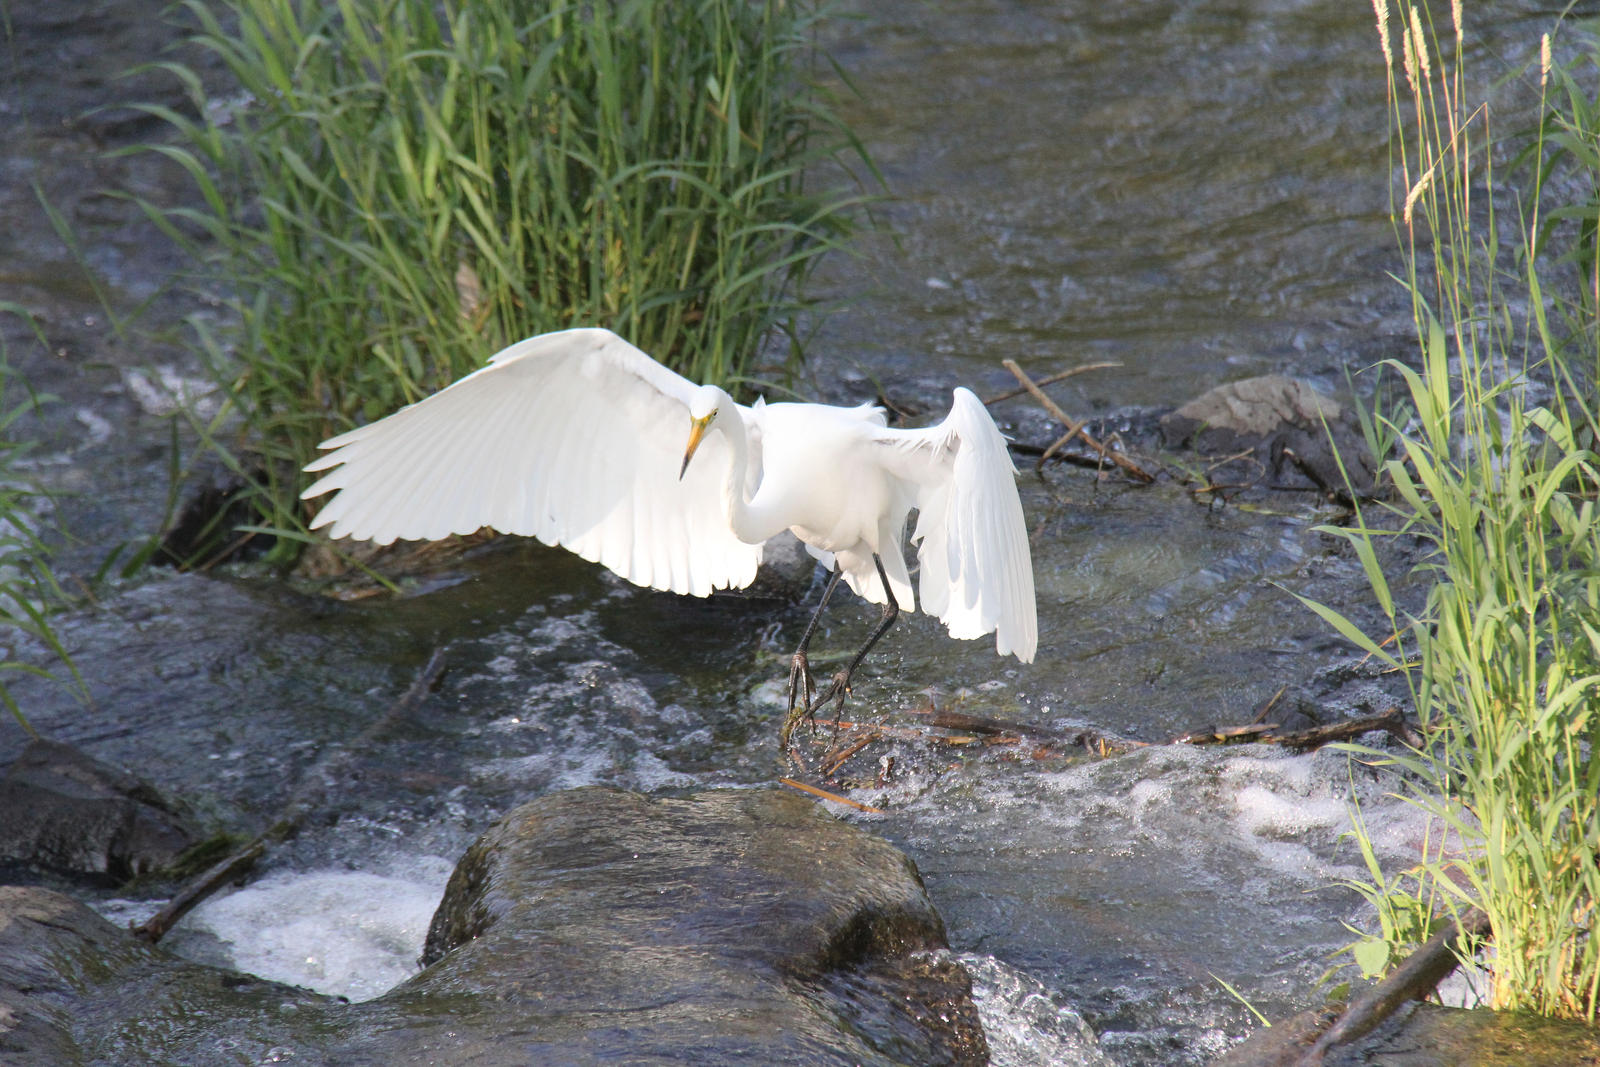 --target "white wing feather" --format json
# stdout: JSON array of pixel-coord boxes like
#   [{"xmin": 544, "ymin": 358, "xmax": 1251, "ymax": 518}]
[
  {"xmin": 301, "ymin": 328, "xmax": 763, "ymax": 597},
  {"xmin": 875, "ymin": 388, "xmax": 1037, "ymax": 662}
]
